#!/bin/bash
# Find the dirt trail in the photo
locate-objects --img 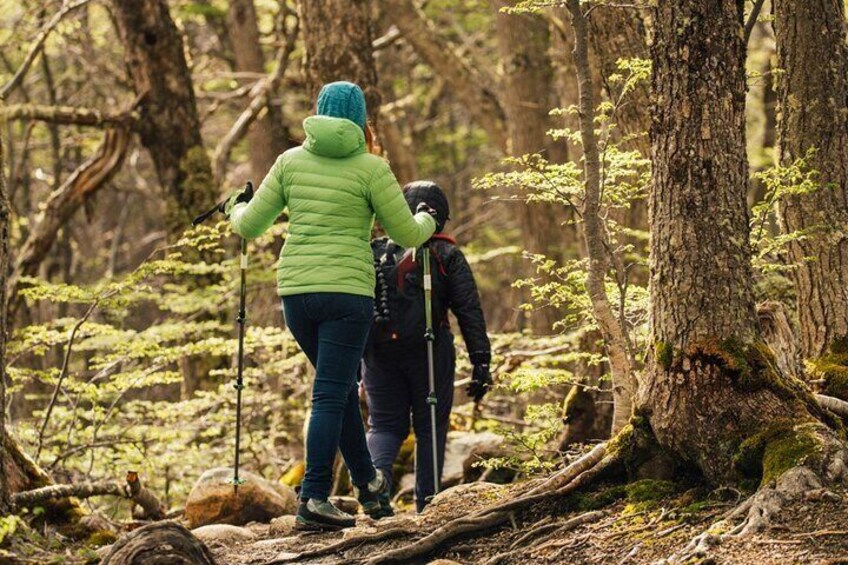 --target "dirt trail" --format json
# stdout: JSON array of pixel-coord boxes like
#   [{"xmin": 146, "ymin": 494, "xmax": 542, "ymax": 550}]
[{"xmin": 209, "ymin": 486, "xmax": 848, "ymax": 565}]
